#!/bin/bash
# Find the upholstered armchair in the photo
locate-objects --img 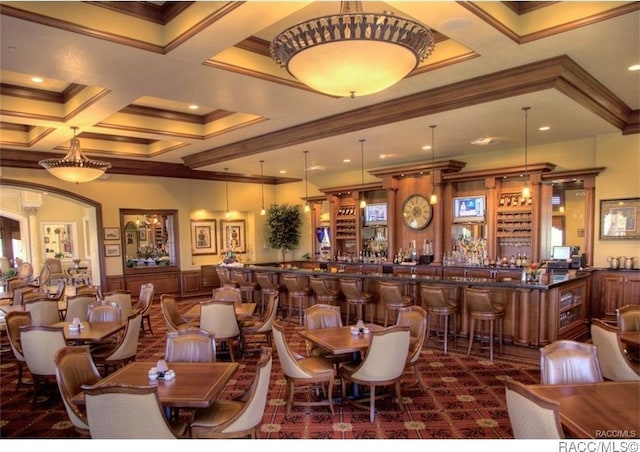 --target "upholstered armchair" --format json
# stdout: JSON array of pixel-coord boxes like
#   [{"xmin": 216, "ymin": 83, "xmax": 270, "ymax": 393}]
[
  {"xmin": 165, "ymin": 327, "xmax": 216, "ymax": 363},
  {"xmin": 505, "ymin": 380, "xmax": 564, "ymax": 439},
  {"xmin": 540, "ymin": 340, "xmax": 603, "ymax": 385}
]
